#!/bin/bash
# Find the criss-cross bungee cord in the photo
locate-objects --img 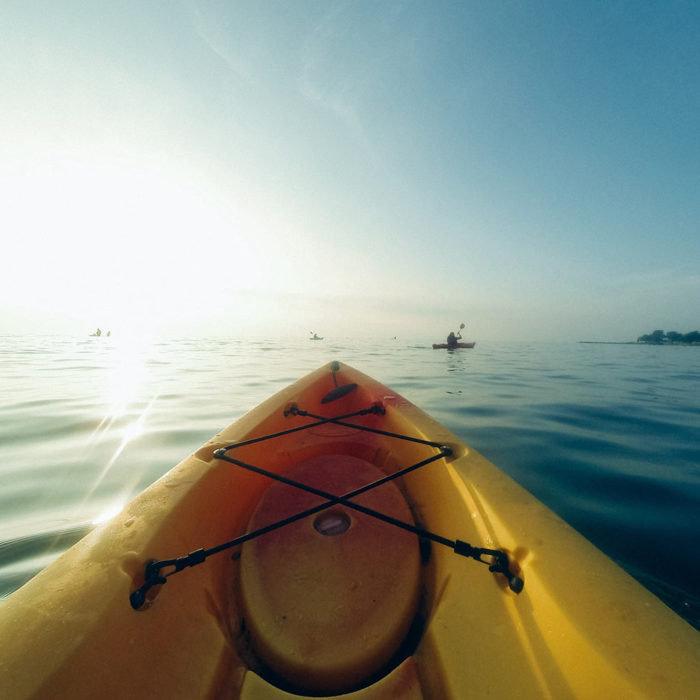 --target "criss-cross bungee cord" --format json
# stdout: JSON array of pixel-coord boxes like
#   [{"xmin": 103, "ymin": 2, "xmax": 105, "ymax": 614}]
[{"xmin": 130, "ymin": 395, "xmax": 524, "ymax": 610}]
